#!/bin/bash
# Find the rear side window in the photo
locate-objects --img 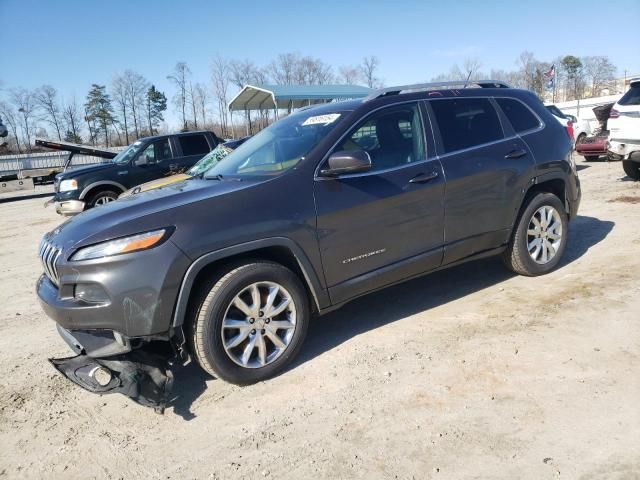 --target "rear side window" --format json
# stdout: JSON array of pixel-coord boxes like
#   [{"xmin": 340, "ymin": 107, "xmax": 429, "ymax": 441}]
[
  {"xmin": 179, "ymin": 134, "xmax": 210, "ymax": 156},
  {"xmin": 618, "ymin": 85, "xmax": 640, "ymax": 106},
  {"xmin": 430, "ymin": 98, "xmax": 503, "ymax": 153},
  {"xmin": 496, "ymin": 98, "xmax": 541, "ymax": 133}
]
